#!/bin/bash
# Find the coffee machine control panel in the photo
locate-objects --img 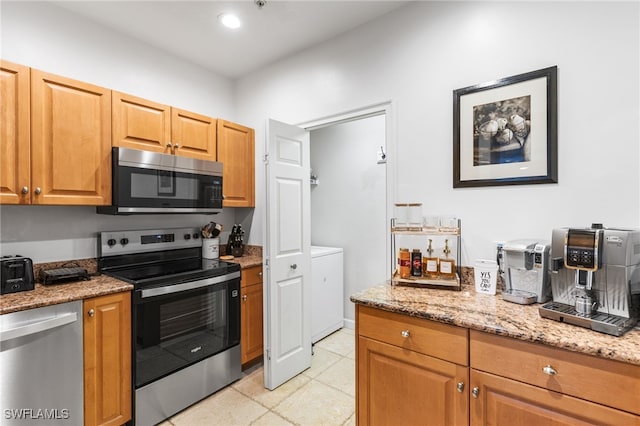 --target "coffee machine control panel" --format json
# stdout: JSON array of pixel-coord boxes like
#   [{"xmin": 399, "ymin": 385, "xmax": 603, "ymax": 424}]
[{"xmin": 564, "ymin": 229, "xmax": 602, "ymax": 271}]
